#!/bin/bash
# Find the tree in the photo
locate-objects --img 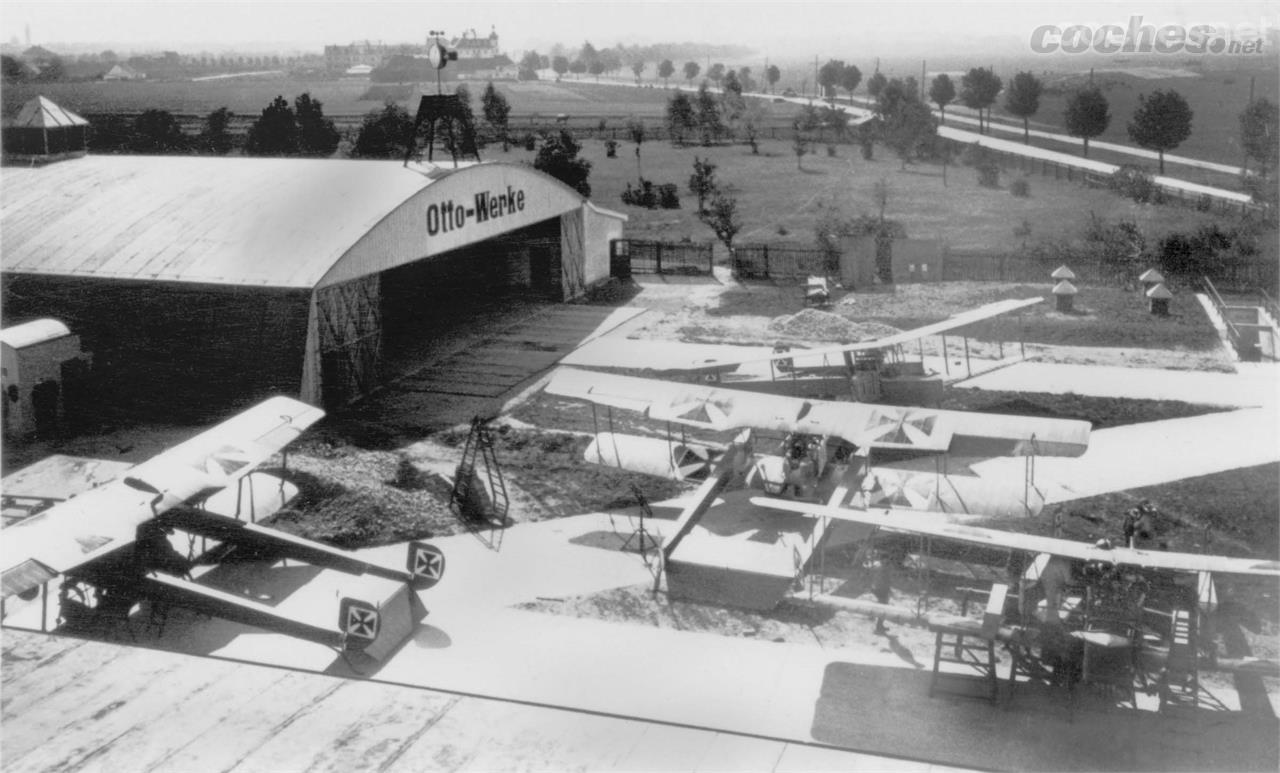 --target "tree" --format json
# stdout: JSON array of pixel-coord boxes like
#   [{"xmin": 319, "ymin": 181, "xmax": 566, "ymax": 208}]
[
  {"xmin": 35, "ymin": 55, "xmax": 66, "ymax": 82},
  {"xmin": 742, "ymin": 101, "xmax": 768, "ymax": 154},
  {"xmin": 1064, "ymin": 85, "xmax": 1110, "ymax": 158},
  {"xmin": 1240, "ymin": 98, "xmax": 1279, "ymax": 178},
  {"xmin": 441, "ymin": 85, "xmax": 479, "ymax": 159},
  {"xmin": 2, "ymin": 54, "xmax": 27, "ymax": 81},
  {"xmin": 198, "ymin": 106, "xmax": 236, "ymax": 155},
  {"xmin": 689, "ymin": 156, "xmax": 717, "ymax": 214},
  {"xmin": 666, "ymin": 91, "xmax": 697, "ymax": 144},
  {"xmin": 519, "ymin": 50, "xmax": 542, "ymax": 80},
  {"xmin": 631, "ymin": 60, "xmax": 645, "ymax": 83},
  {"xmin": 765, "ymin": 64, "xmax": 780, "ymax": 94},
  {"xmin": 736, "ymin": 67, "xmax": 756, "ymax": 94},
  {"xmin": 294, "ymin": 92, "xmax": 340, "ymax": 157},
  {"xmin": 1127, "ymin": 89, "xmax": 1193, "ymax": 174},
  {"xmin": 708, "ymin": 63, "xmax": 725, "ymax": 86},
  {"xmin": 959, "ymin": 67, "xmax": 1002, "ymax": 134},
  {"xmin": 245, "ymin": 95, "xmax": 299, "ymax": 156},
  {"xmin": 627, "ymin": 119, "xmax": 646, "ymax": 178},
  {"xmin": 929, "ymin": 73, "xmax": 955, "ymax": 124},
  {"xmin": 866, "ymin": 71, "xmax": 887, "ymax": 101},
  {"xmin": 658, "ymin": 59, "xmax": 675, "ymax": 87},
  {"xmin": 883, "ymin": 97, "xmax": 935, "ymax": 170},
  {"xmin": 818, "ymin": 59, "xmax": 844, "ymax": 104},
  {"xmin": 701, "ymin": 191, "xmax": 742, "ymax": 260},
  {"xmin": 721, "ymin": 71, "xmax": 745, "ymax": 123},
  {"xmin": 352, "ymin": 102, "xmax": 412, "ymax": 158},
  {"xmin": 552, "ymin": 55, "xmax": 569, "ymax": 80},
  {"xmin": 588, "ymin": 59, "xmax": 605, "ymax": 80},
  {"xmin": 695, "ymin": 83, "xmax": 723, "ymax": 145},
  {"xmin": 132, "ymin": 109, "xmax": 188, "ymax": 154},
  {"xmin": 792, "ymin": 119, "xmax": 810, "ymax": 170},
  {"xmin": 1004, "ymin": 71, "xmax": 1043, "ymax": 144},
  {"xmin": 481, "ymin": 81, "xmax": 511, "ymax": 150},
  {"xmin": 840, "ymin": 63, "xmax": 863, "ymax": 105},
  {"xmin": 534, "ymin": 130, "xmax": 592, "ymax": 197},
  {"xmin": 569, "ymin": 59, "xmax": 586, "ymax": 78},
  {"xmin": 683, "ymin": 60, "xmax": 700, "ymax": 84}
]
